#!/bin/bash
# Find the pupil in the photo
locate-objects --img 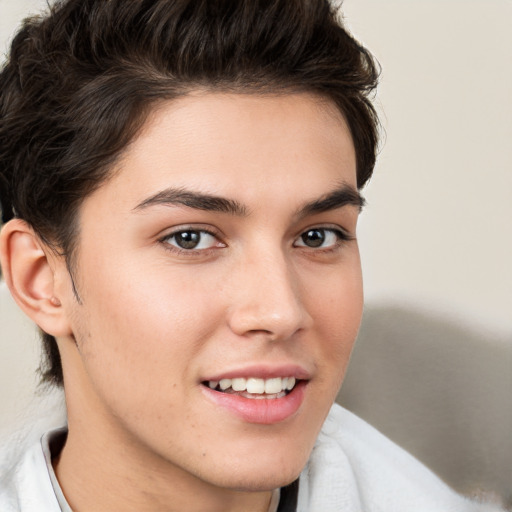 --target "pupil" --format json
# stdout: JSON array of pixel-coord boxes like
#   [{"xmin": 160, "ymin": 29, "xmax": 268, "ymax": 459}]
[
  {"xmin": 303, "ymin": 229, "xmax": 325, "ymax": 247},
  {"xmin": 176, "ymin": 231, "xmax": 200, "ymax": 249}
]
